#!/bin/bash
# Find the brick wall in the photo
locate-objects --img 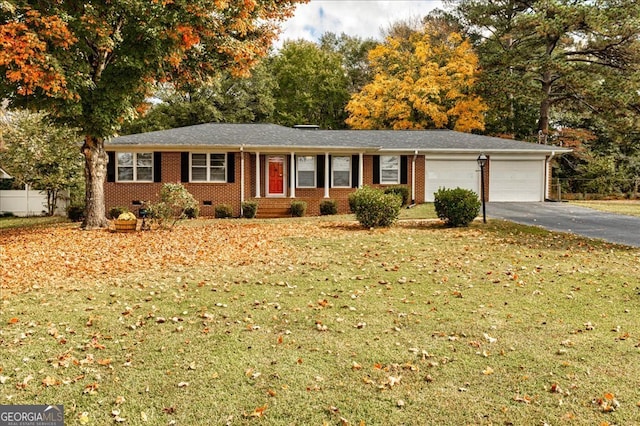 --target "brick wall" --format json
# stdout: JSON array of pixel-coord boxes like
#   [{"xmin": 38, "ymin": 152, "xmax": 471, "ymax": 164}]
[{"xmin": 105, "ymin": 151, "xmax": 424, "ymax": 217}]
